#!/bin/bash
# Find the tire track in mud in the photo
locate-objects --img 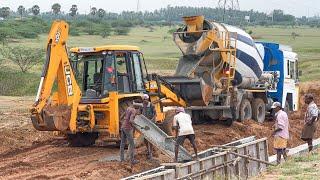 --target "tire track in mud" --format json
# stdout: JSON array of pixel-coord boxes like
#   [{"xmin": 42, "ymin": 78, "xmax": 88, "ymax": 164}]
[{"xmin": 0, "ymin": 139, "xmax": 125, "ymax": 179}]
